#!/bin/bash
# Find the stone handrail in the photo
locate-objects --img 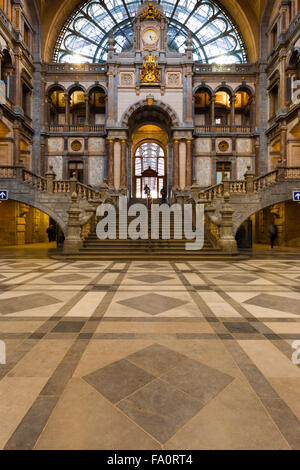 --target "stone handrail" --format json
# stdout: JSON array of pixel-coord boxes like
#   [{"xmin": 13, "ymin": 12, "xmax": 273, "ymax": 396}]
[
  {"xmin": 0, "ymin": 165, "xmax": 17, "ymax": 178},
  {"xmin": 46, "ymin": 124, "xmax": 105, "ymax": 134},
  {"xmin": 200, "ymin": 183, "xmax": 224, "ymax": 201},
  {"xmin": 23, "ymin": 169, "xmax": 47, "ymax": 191},
  {"xmin": 194, "ymin": 125, "xmax": 253, "ymax": 134},
  {"xmin": 253, "ymin": 170, "xmax": 278, "ymax": 190},
  {"xmin": 76, "ymin": 182, "xmax": 101, "ymax": 201},
  {"xmin": 53, "ymin": 181, "xmax": 71, "ymax": 193}
]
